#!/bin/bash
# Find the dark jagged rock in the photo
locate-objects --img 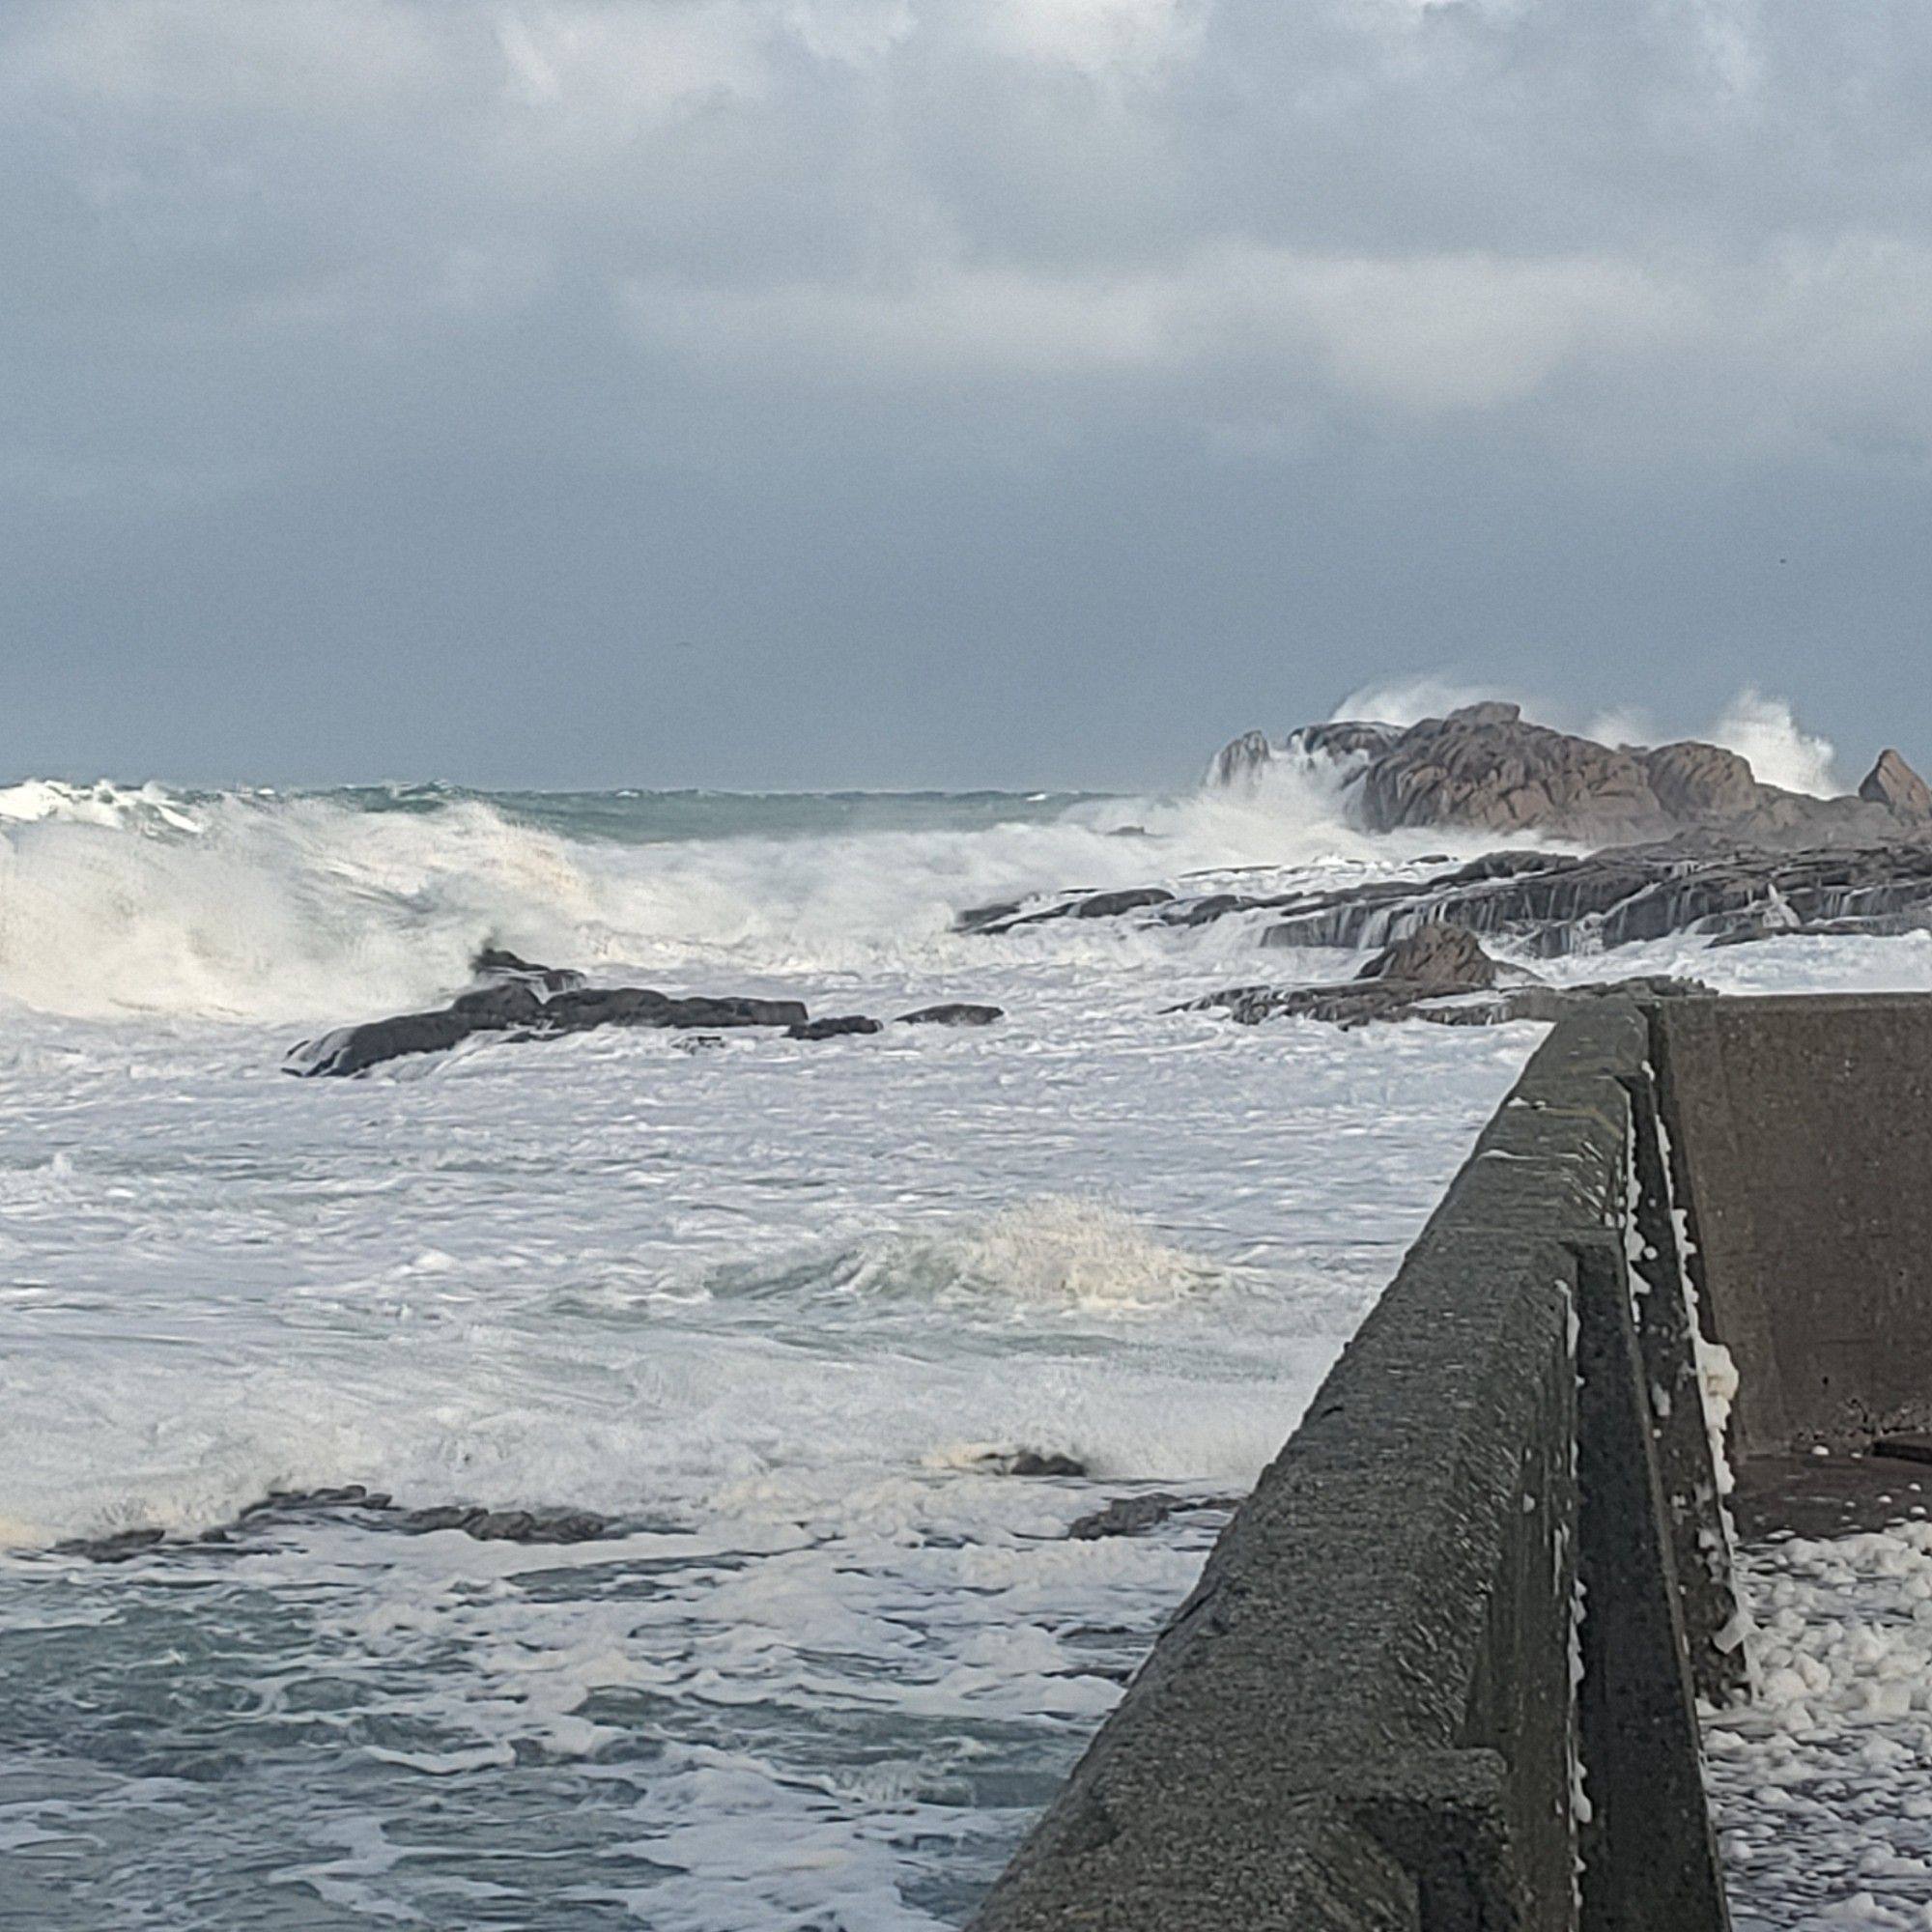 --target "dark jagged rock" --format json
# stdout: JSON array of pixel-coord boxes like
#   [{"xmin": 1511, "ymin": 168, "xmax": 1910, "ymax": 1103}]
[
  {"xmin": 55, "ymin": 1491, "xmax": 615, "ymax": 1561},
  {"xmin": 538, "ymin": 988, "xmax": 808, "ymax": 1035},
  {"xmin": 956, "ymin": 886, "xmax": 1175, "ymax": 936},
  {"xmin": 978, "ymin": 837, "xmax": 1932, "ymax": 961},
  {"xmin": 54, "ymin": 1526, "xmax": 167, "ymax": 1563},
  {"xmin": 288, "ymin": 978, "xmax": 810, "ymax": 1076},
  {"xmin": 974, "ymin": 1449, "xmax": 1089, "ymax": 1478},
  {"xmin": 1861, "ymin": 749, "xmax": 1932, "ymax": 818},
  {"xmin": 1253, "ymin": 840, "xmax": 1904, "ymax": 957},
  {"xmin": 1184, "ymin": 923, "xmax": 1715, "ymax": 1030},
  {"xmin": 289, "ymin": 996, "xmax": 526, "ymax": 1077},
  {"xmin": 240, "ymin": 1484, "xmax": 392, "ymax": 1519},
  {"xmin": 966, "ymin": 880, "xmax": 1302, "ymax": 937},
  {"xmin": 1708, "ymin": 911, "xmax": 1932, "ymax": 948},
  {"xmin": 787, "ymin": 1015, "xmax": 883, "ymax": 1040},
  {"xmin": 1075, "ymin": 887, "xmax": 1175, "ymax": 920},
  {"xmin": 291, "ymin": 967, "xmax": 1003, "ymax": 1075},
  {"xmin": 1185, "ymin": 916, "xmax": 1497, "ymax": 1029},
  {"xmin": 471, "ymin": 947, "xmax": 584, "ymax": 993},
  {"xmin": 955, "ymin": 898, "xmax": 1026, "ymax": 933},
  {"xmin": 1066, "ymin": 1492, "xmax": 1242, "ymax": 1541},
  {"xmin": 401, "ymin": 1506, "xmax": 611, "ymax": 1544}
]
